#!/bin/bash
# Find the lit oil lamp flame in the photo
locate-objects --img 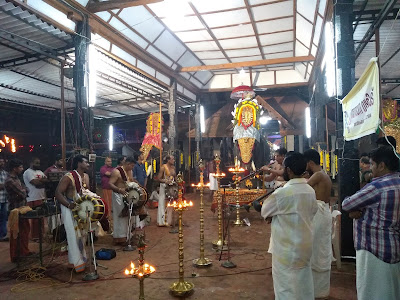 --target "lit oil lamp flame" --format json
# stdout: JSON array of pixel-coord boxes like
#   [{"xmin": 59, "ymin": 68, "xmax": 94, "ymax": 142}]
[
  {"xmin": 124, "ymin": 269, "xmax": 129, "ymax": 275},
  {"xmin": 131, "ymin": 262, "xmax": 135, "ymax": 269},
  {"xmin": 150, "ymin": 266, "xmax": 155, "ymax": 273},
  {"xmin": 189, "ymin": 201, "xmax": 193, "ymax": 206}
]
